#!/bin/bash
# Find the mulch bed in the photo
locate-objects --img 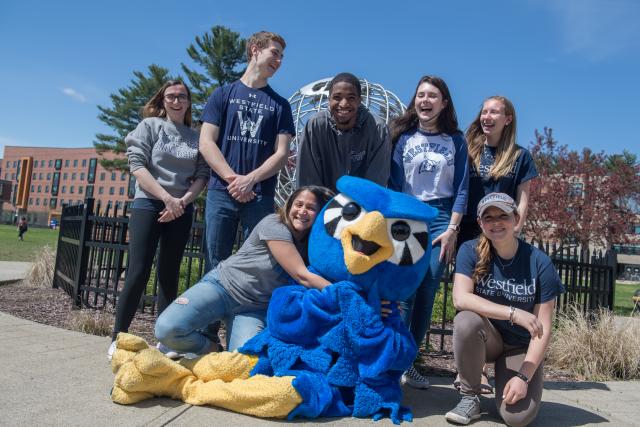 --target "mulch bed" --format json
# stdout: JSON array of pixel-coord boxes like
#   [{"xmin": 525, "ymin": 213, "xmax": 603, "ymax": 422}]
[{"xmin": 0, "ymin": 280, "xmax": 576, "ymax": 382}]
